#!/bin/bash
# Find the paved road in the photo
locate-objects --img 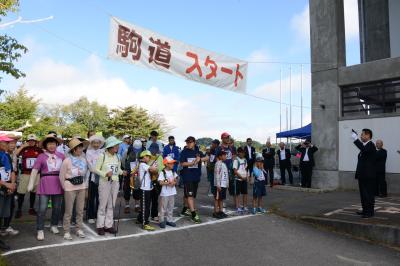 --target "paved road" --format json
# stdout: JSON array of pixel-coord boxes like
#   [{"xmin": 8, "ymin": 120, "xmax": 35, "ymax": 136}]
[
  {"xmin": 5, "ymin": 213, "xmax": 400, "ymax": 266},
  {"xmin": 2, "ymin": 168, "xmax": 400, "ymax": 265}
]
